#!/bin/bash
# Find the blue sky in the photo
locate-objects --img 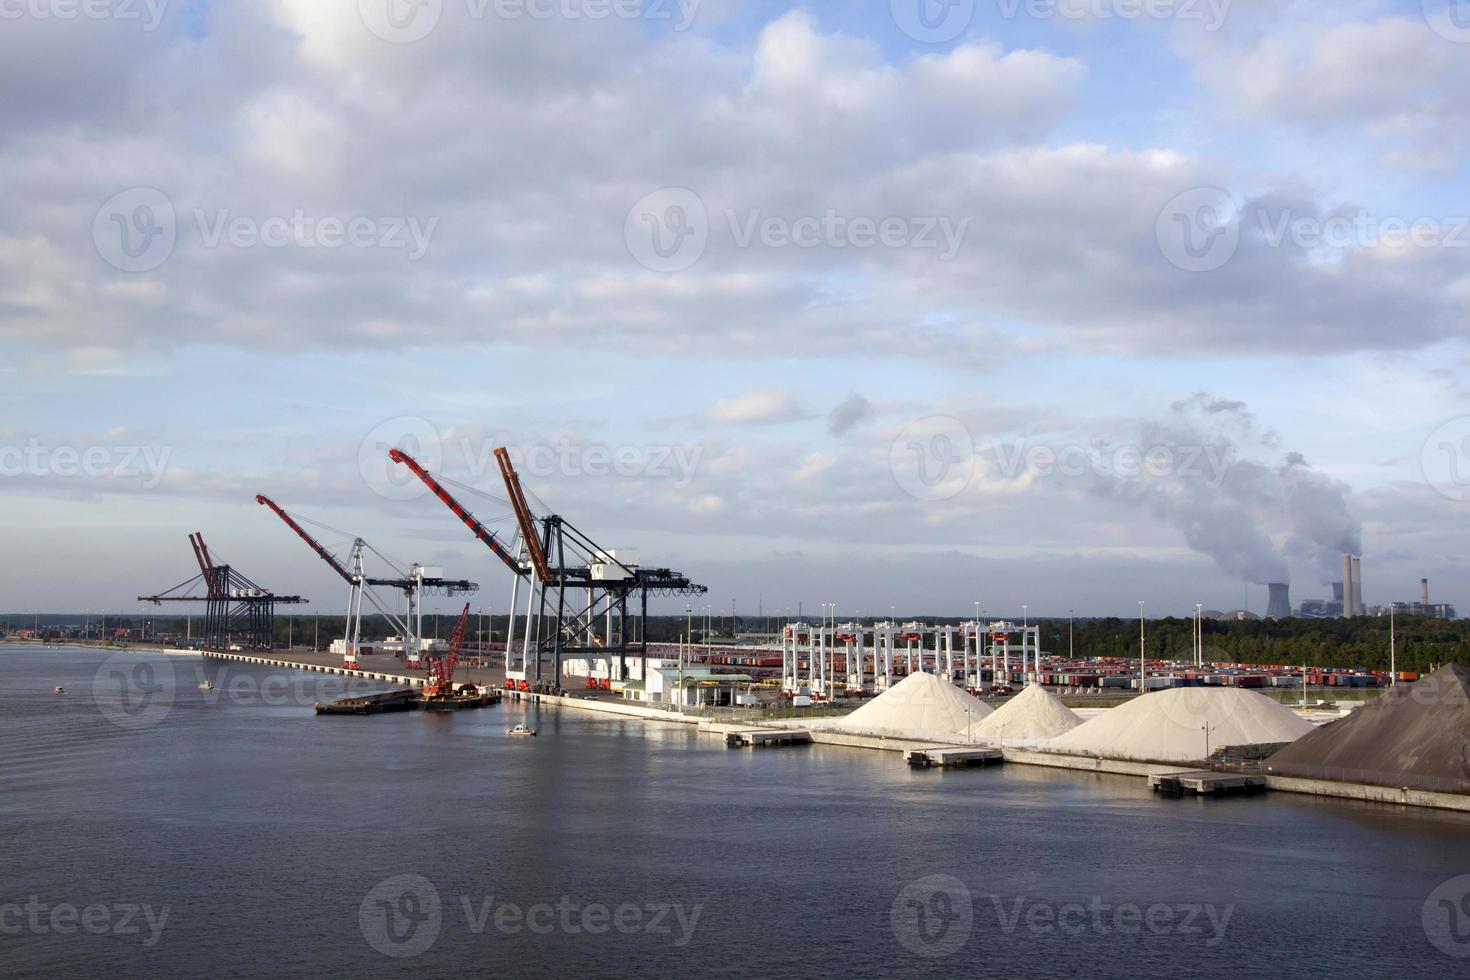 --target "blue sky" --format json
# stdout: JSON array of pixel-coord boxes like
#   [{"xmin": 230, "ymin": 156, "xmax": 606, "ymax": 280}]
[{"xmin": 1, "ymin": 0, "xmax": 1468, "ymax": 619}]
